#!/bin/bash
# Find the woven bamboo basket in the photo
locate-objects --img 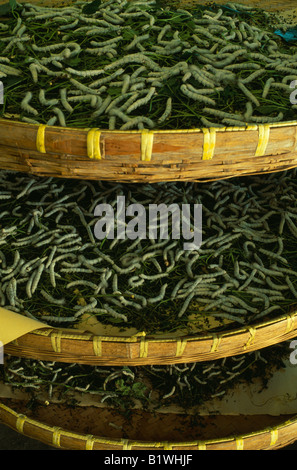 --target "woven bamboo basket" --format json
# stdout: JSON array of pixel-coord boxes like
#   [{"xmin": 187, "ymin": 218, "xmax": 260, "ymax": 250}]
[
  {"xmin": 1, "ymin": 0, "xmax": 297, "ymax": 366},
  {"xmin": 0, "ymin": 398, "xmax": 297, "ymax": 450},
  {"xmin": 0, "ymin": 0, "xmax": 297, "ymax": 183},
  {"xmin": 4, "ymin": 309, "xmax": 297, "ymax": 366}
]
